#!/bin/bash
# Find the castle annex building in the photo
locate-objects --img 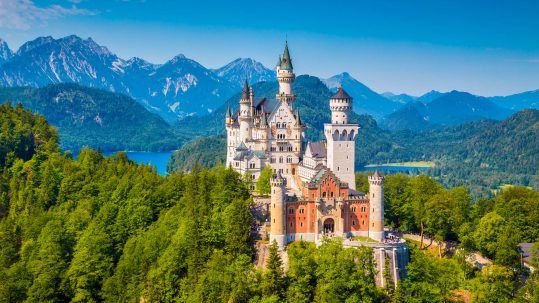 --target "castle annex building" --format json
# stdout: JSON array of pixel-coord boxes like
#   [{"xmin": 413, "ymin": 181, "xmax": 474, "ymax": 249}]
[{"xmin": 226, "ymin": 43, "xmax": 408, "ymax": 287}]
